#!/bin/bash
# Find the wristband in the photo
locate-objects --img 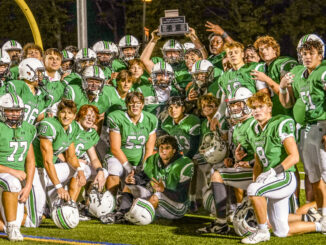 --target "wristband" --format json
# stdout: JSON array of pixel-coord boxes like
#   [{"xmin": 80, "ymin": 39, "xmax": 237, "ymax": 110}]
[
  {"xmin": 273, "ymin": 164, "xmax": 285, "ymax": 175},
  {"xmin": 96, "ymin": 167, "xmax": 104, "ymax": 173},
  {"xmin": 221, "ymin": 32, "xmax": 228, "ymax": 39},
  {"xmin": 77, "ymin": 166, "xmax": 84, "ymax": 172},
  {"xmin": 279, "ymin": 87, "xmax": 288, "ymax": 94},
  {"xmin": 55, "ymin": 183, "xmax": 63, "ymax": 190}
]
